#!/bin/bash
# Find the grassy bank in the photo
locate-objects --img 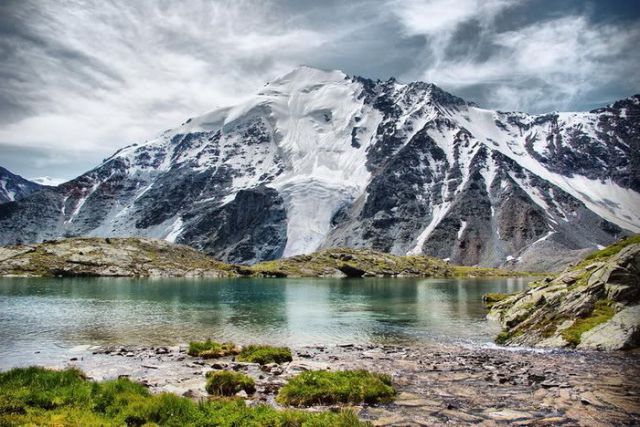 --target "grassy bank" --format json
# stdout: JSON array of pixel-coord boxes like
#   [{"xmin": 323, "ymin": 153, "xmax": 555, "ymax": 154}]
[{"xmin": 0, "ymin": 367, "xmax": 367, "ymax": 426}]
